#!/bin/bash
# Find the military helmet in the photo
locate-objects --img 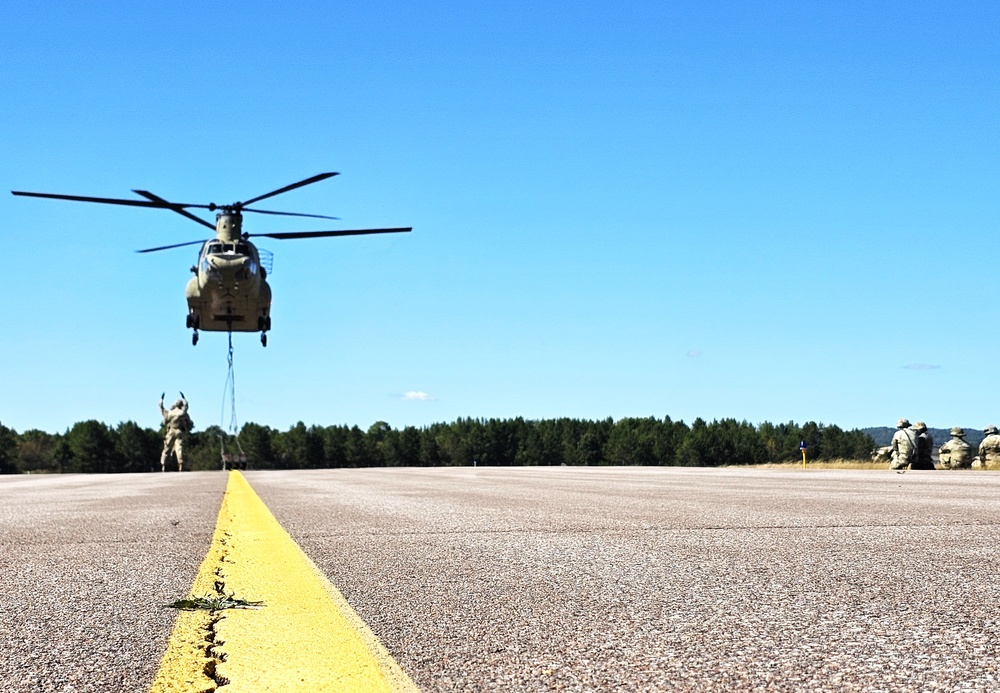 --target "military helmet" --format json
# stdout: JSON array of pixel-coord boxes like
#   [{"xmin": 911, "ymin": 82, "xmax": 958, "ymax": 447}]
[
  {"xmin": 985, "ymin": 425, "xmax": 999, "ymax": 436},
  {"xmin": 896, "ymin": 418, "xmax": 911, "ymax": 429},
  {"xmin": 913, "ymin": 421, "xmax": 927, "ymax": 432},
  {"xmin": 950, "ymin": 426, "xmax": 966, "ymax": 437}
]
